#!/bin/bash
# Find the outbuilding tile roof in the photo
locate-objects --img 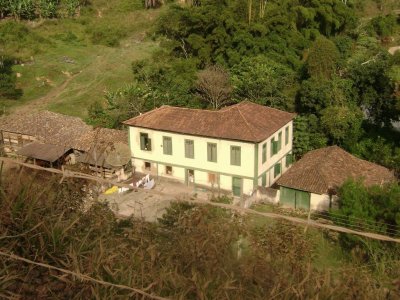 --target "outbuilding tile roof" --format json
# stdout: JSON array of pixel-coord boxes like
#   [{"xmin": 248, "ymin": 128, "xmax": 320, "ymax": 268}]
[
  {"xmin": 16, "ymin": 142, "xmax": 71, "ymax": 163},
  {"xmin": 123, "ymin": 101, "xmax": 295, "ymax": 143},
  {"xmin": 0, "ymin": 111, "xmax": 128, "ymax": 152},
  {"xmin": 276, "ymin": 146, "xmax": 395, "ymax": 194},
  {"xmin": 0, "ymin": 111, "xmax": 92, "ymax": 151}
]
